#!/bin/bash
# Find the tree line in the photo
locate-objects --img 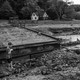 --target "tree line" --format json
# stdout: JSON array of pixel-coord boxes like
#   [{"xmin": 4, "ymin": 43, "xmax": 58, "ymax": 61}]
[{"xmin": 0, "ymin": 0, "xmax": 79, "ymax": 20}]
